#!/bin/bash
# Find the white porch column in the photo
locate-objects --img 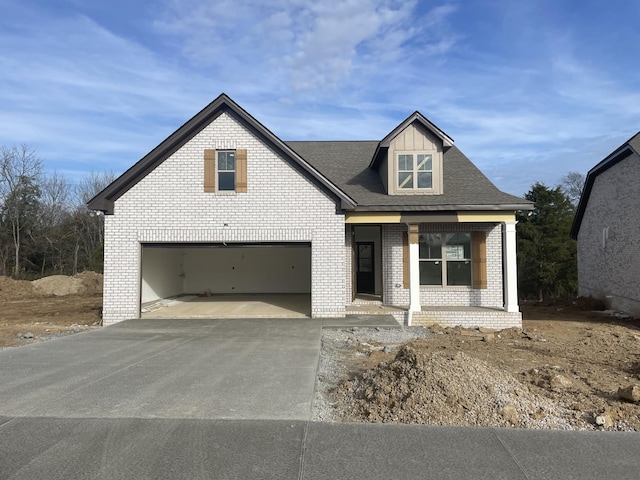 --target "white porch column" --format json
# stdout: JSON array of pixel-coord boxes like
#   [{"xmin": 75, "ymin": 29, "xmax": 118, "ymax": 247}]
[
  {"xmin": 408, "ymin": 224, "xmax": 421, "ymax": 319},
  {"xmin": 502, "ymin": 220, "xmax": 519, "ymax": 313}
]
